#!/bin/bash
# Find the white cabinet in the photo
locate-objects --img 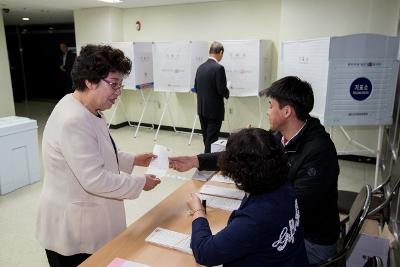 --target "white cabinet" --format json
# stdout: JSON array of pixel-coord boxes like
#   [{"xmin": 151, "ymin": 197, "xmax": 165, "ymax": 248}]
[{"xmin": 0, "ymin": 116, "xmax": 40, "ymax": 194}]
